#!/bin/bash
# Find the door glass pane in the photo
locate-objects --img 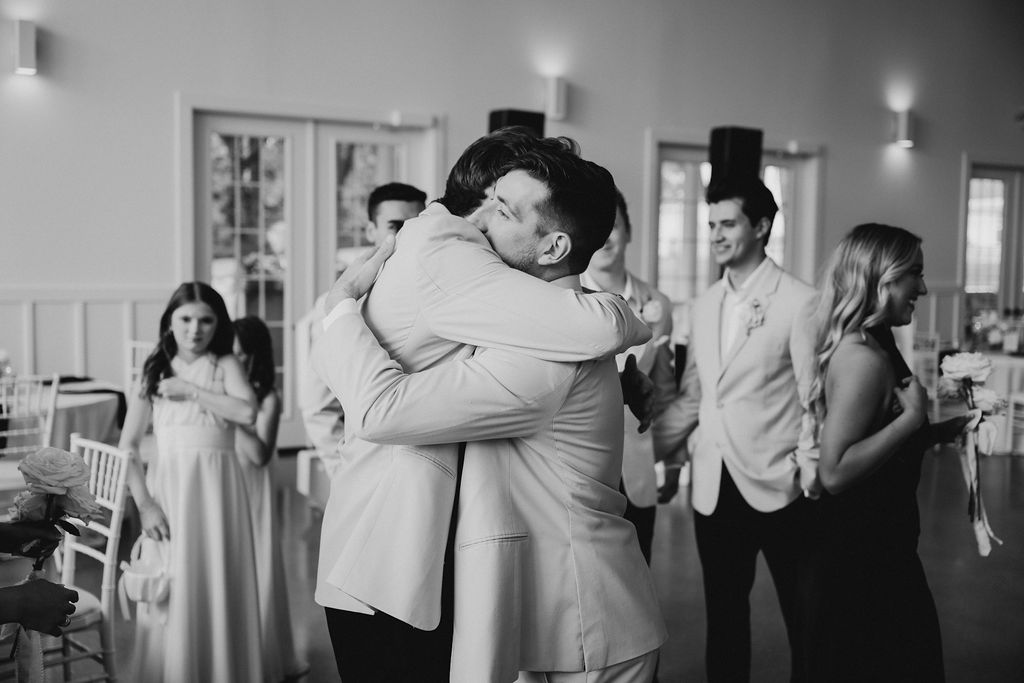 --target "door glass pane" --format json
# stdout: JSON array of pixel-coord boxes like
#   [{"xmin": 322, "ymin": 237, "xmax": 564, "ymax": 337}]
[
  {"xmin": 965, "ymin": 177, "xmax": 1005, "ymax": 295},
  {"xmin": 763, "ymin": 164, "xmax": 788, "ymax": 267},
  {"xmin": 208, "ymin": 132, "xmax": 287, "ymax": 375},
  {"xmin": 333, "ymin": 142, "xmax": 400, "ymax": 275}
]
